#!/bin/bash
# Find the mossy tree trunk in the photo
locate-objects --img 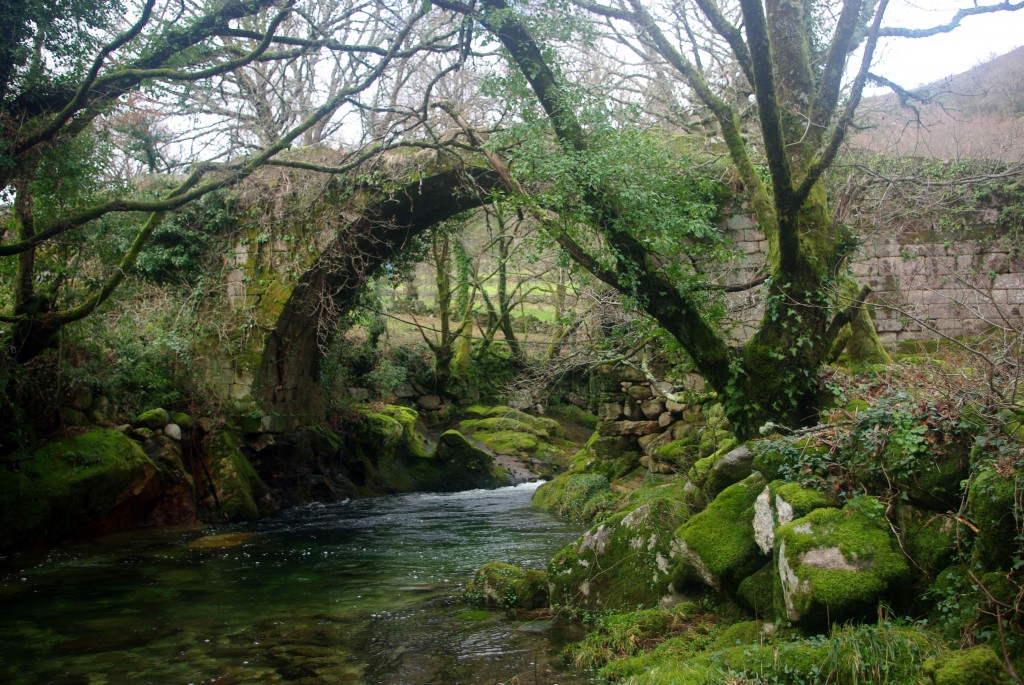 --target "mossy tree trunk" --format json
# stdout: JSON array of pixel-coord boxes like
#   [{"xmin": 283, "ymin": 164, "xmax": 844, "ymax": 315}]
[{"xmin": 434, "ymin": 0, "xmax": 894, "ymax": 437}]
